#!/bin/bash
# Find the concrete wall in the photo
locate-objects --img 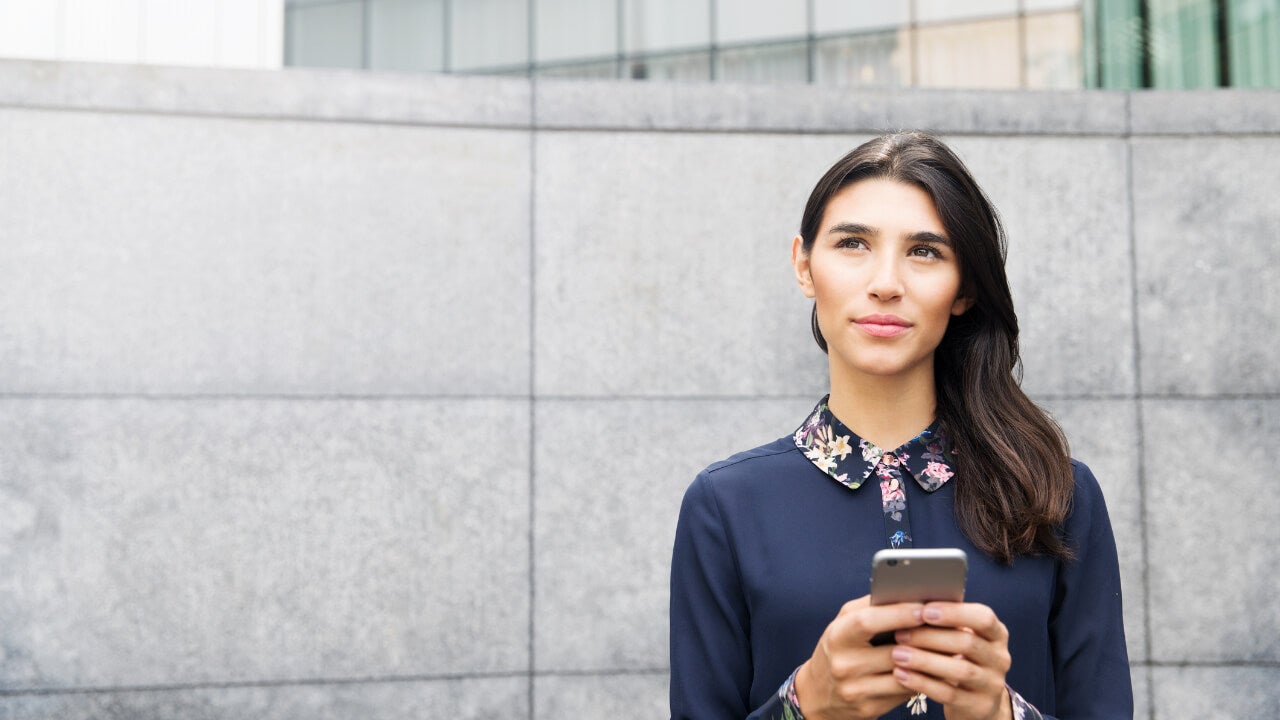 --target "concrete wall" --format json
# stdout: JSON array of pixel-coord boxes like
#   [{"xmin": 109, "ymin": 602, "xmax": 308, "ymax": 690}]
[{"xmin": 0, "ymin": 59, "xmax": 1277, "ymax": 719}]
